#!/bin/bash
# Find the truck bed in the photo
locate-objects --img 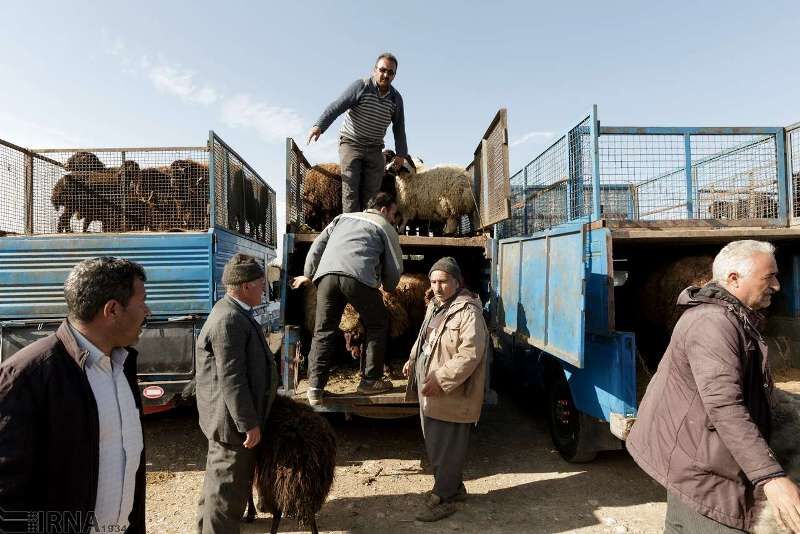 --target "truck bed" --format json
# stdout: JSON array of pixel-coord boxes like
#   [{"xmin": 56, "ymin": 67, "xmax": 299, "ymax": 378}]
[{"xmin": 291, "ymin": 369, "xmax": 417, "ymax": 417}]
